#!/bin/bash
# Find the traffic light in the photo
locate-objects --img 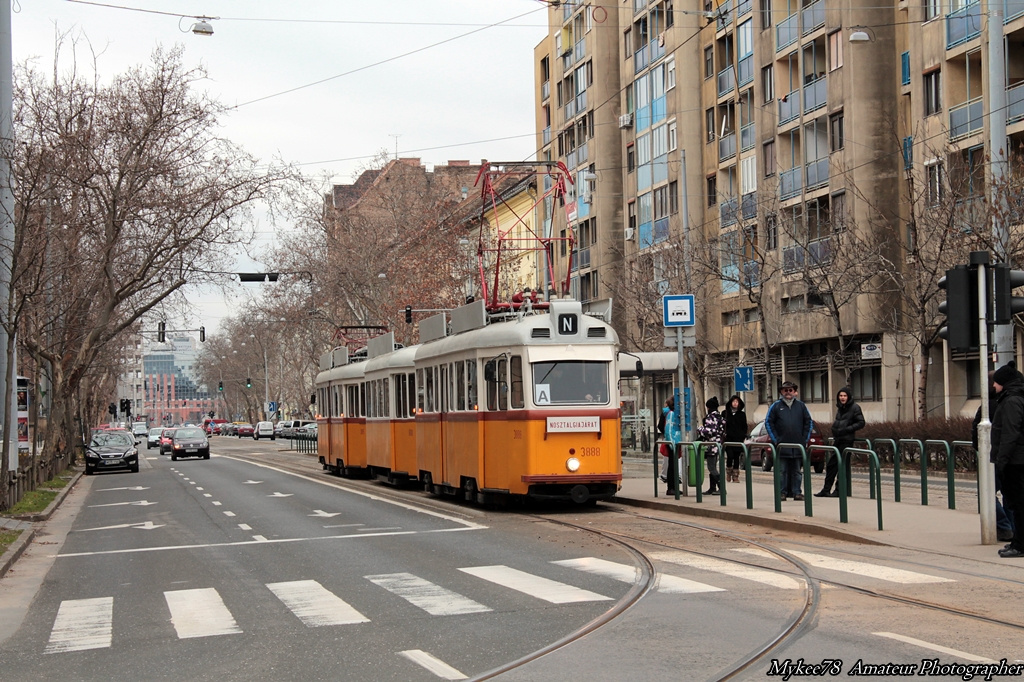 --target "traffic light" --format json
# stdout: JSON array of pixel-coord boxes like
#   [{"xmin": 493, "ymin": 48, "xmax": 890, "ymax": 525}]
[
  {"xmin": 991, "ymin": 263, "xmax": 1024, "ymax": 324},
  {"xmin": 218, "ymin": 381, "xmax": 223, "ymax": 392},
  {"xmin": 938, "ymin": 264, "xmax": 979, "ymax": 353},
  {"xmin": 246, "ymin": 377, "xmax": 252, "ymax": 389},
  {"xmin": 124, "ymin": 402, "xmax": 132, "ymax": 417},
  {"xmin": 157, "ymin": 321, "xmax": 166, "ymax": 342},
  {"xmin": 108, "ymin": 402, "xmax": 116, "ymax": 416},
  {"xmin": 405, "ymin": 305, "xmax": 413, "ymax": 324},
  {"xmin": 208, "ymin": 411, "xmax": 215, "ymax": 418},
  {"xmin": 199, "ymin": 326, "xmax": 206, "ymax": 342}
]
